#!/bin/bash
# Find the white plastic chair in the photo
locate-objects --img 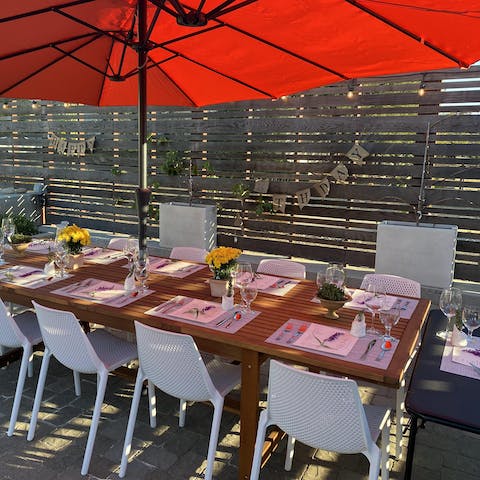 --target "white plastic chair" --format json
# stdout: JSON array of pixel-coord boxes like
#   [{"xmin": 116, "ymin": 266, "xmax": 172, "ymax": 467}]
[
  {"xmin": 257, "ymin": 259, "xmax": 306, "ymax": 279},
  {"xmin": 107, "ymin": 237, "xmax": 138, "ymax": 251},
  {"xmin": 28, "ymin": 301, "xmax": 137, "ymax": 476},
  {"xmin": 169, "ymin": 246, "xmax": 208, "ymax": 263},
  {"xmin": 119, "ymin": 321, "xmax": 241, "ymax": 479},
  {"xmin": 0, "ymin": 299, "xmax": 42, "ymax": 436},
  {"xmin": 360, "ymin": 273, "xmax": 421, "ymax": 298},
  {"xmin": 250, "ymin": 360, "xmax": 390, "ymax": 480}
]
